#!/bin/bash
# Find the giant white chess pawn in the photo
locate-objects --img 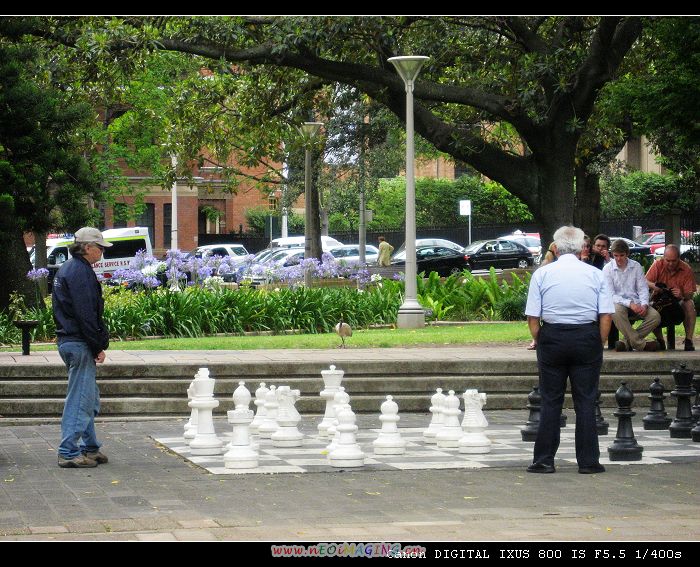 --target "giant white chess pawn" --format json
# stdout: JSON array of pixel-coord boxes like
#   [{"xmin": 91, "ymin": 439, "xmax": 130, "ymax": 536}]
[
  {"xmin": 189, "ymin": 367, "xmax": 224, "ymax": 455},
  {"xmin": 249, "ymin": 382, "xmax": 269, "ymax": 434},
  {"xmin": 257, "ymin": 385, "xmax": 280, "ymax": 439},
  {"xmin": 436, "ymin": 390, "xmax": 463, "ymax": 449},
  {"xmin": 373, "ymin": 395, "xmax": 406, "ymax": 455},
  {"xmin": 224, "ymin": 381, "xmax": 258, "ymax": 469},
  {"xmin": 318, "ymin": 365, "xmax": 344, "ymax": 438},
  {"xmin": 459, "ymin": 389, "xmax": 492, "ymax": 454},
  {"xmin": 184, "ymin": 380, "xmax": 198, "ymax": 444},
  {"xmin": 326, "ymin": 387, "xmax": 350, "ymax": 455},
  {"xmin": 329, "ymin": 405, "xmax": 365, "ymax": 468},
  {"xmin": 272, "ymin": 386, "xmax": 304, "ymax": 447},
  {"xmin": 423, "ymin": 388, "xmax": 446, "ymax": 444}
]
